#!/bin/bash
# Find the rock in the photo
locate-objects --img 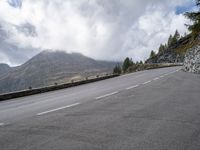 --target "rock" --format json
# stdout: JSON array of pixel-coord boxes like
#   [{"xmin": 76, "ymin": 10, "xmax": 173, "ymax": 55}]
[
  {"xmin": 146, "ymin": 49, "xmax": 184, "ymax": 64},
  {"xmin": 184, "ymin": 45, "xmax": 200, "ymax": 74},
  {"xmin": 145, "ymin": 35, "xmax": 191, "ymax": 64}
]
